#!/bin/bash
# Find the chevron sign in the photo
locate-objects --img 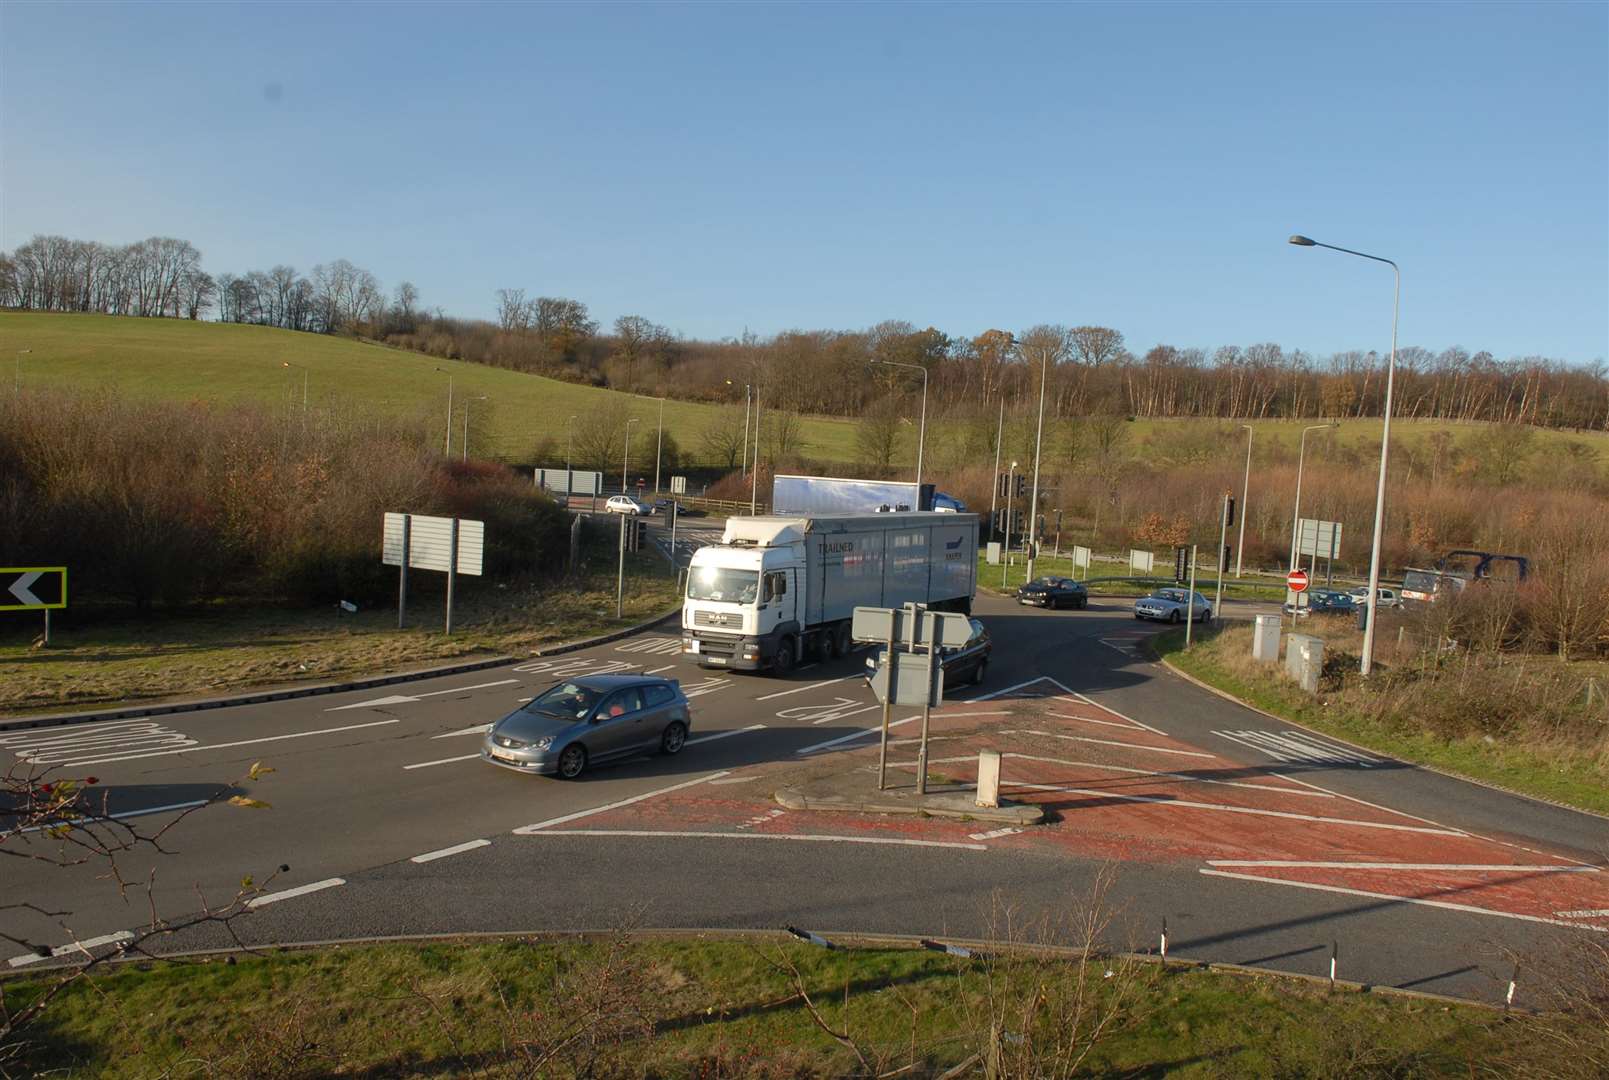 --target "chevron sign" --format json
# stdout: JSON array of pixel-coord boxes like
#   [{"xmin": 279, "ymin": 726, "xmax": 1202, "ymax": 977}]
[{"xmin": 0, "ymin": 567, "xmax": 67, "ymax": 611}]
